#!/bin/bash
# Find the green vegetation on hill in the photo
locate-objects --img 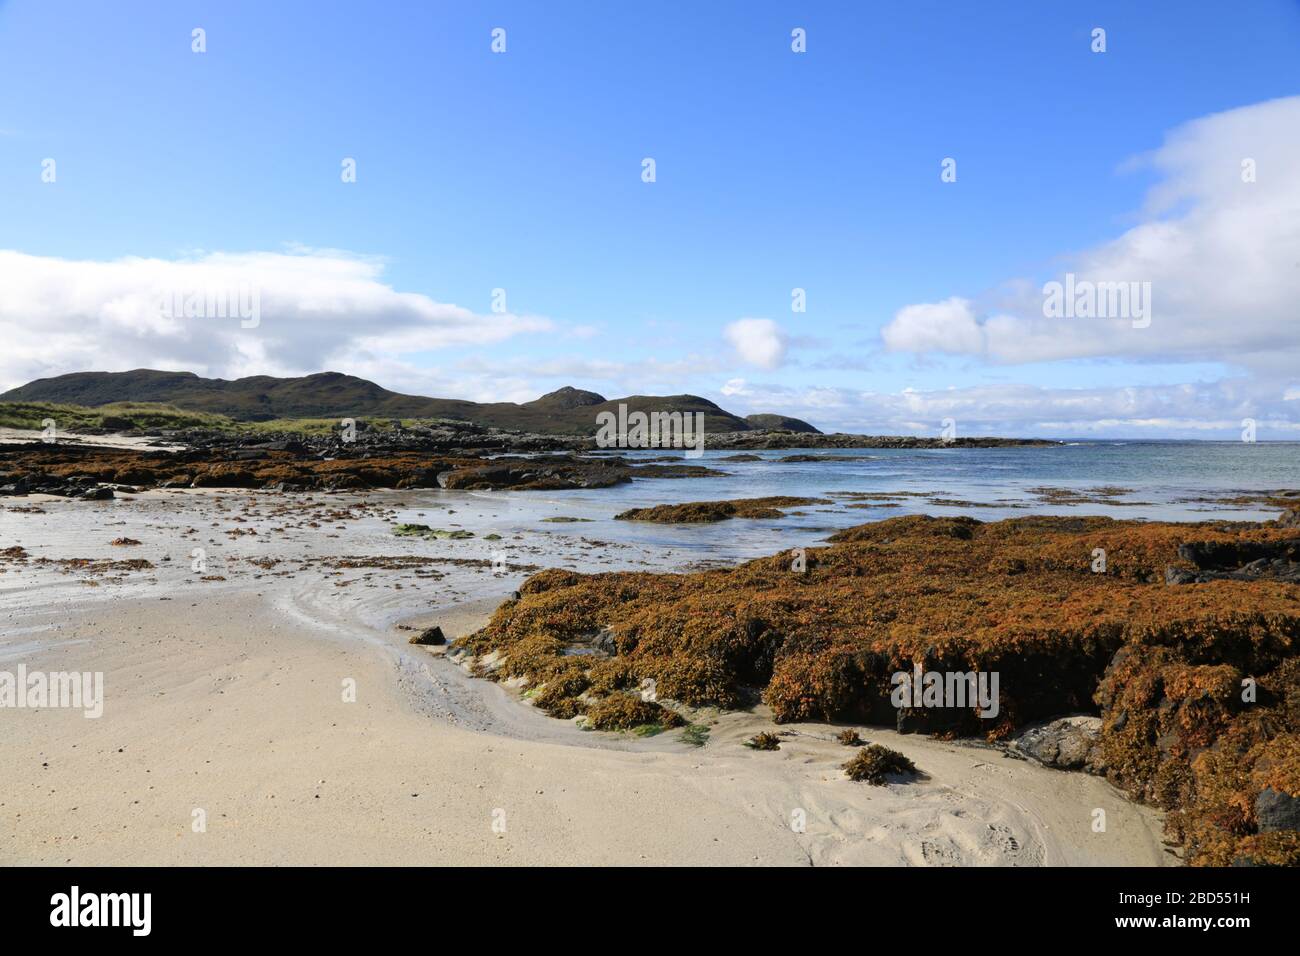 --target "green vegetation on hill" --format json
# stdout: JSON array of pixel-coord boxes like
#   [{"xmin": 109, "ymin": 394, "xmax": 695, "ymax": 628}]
[
  {"xmin": 0, "ymin": 400, "xmax": 474, "ymax": 438},
  {"xmin": 743, "ymin": 413, "xmax": 821, "ymax": 434},
  {"xmin": 1, "ymin": 369, "xmax": 821, "ymax": 435},
  {"xmin": 0, "ymin": 401, "xmax": 232, "ymax": 432}
]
